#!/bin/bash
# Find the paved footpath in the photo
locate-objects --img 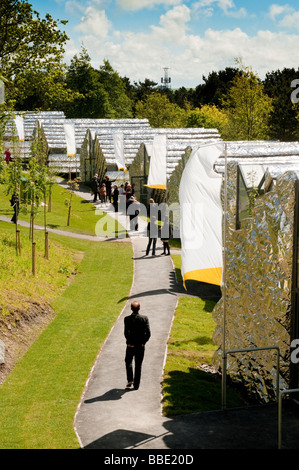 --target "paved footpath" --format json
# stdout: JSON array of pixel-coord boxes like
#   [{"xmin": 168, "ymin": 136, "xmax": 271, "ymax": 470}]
[
  {"xmin": 70, "ymin": 188, "xmax": 299, "ymax": 451},
  {"xmin": 3, "ymin": 184, "xmax": 299, "ymax": 449},
  {"xmin": 72, "ymin": 189, "xmax": 181, "ymax": 449}
]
